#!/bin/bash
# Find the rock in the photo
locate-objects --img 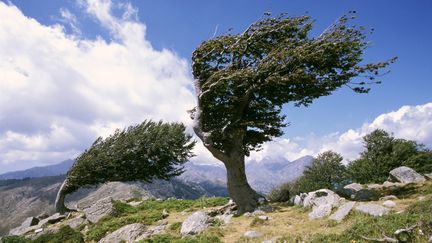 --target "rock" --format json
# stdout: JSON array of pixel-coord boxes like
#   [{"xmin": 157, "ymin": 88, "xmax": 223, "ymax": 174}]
[
  {"xmin": 37, "ymin": 213, "xmax": 66, "ymax": 227},
  {"xmin": 418, "ymin": 196, "xmax": 426, "ymax": 201},
  {"xmin": 308, "ymin": 204, "xmax": 333, "ymax": 220},
  {"xmin": 98, "ymin": 223, "xmax": 146, "ymax": 243},
  {"xmin": 8, "ymin": 225, "xmax": 40, "ymax": 236},
  {"xmin": 388, "ymin": 166, "xmax": 426, "ymax": 184},
  {"xmin": 424, "ymin": 173, "xmax": 432, "ymax": 180},
  {"xmin": 244, "ymin": 212, "xmax": 253, "ymax": 217},
  {"xmin": 252, "ymin": 210, "xmax": 266, "ymax": 216},
  {"xmin": 21, "ymin": 217, "xmax": 39, "ymax": 227},
  {"xmin": 294, "ymin": 193, "xmax": 307, "ymax": 206},
  {"xmin": 303, "ymin": 189, "xmax": 342, "ymax": 208},
  {"xmin": 64, "ymin": 216, "xmax": 86, "ymax": 229},
  {"xmin": 258, "ymin": 215, "xmax": 272, "ymax": 220},
  {"xmin": 84, "ymin": 197, "xmax": 114, "ymax": 223},
  {"xmin": 127, "ymin": 201, "xmax": 142, "ymax": 207},
  {"xmin": 380, "ymin": 195, "xmax": 398, "ymax": 201},
  {"xmin": 162, "ymin": 209, "xmax": 169, "ymax": 219},
  {"xmin": 329, "ymin": 201, "xmax": 356, "ymax": 222},
  {"xmin": 382, "ymin": 200, "xmax": 396, "ymax": 208},
  {"xmin": 244, "ymin": 230, "xmax": 263, "ymax": 238},
  {"xmin": 180, "ymin": 211, "xmax": 210, "ymax": 236},
  {"xmin": 338, "ymin": 183, "xmax": 379, "ymax": 201},
  {"xmin": 215, "ymin": 214, "xmax": 233, "ymax": 225},
  {"xmin": 428, "ymin": 235, "xmax": 432, "ymax": 243},
  {"xmin": 262, "ymin": 236, "xmax": 281, "ymax": 243},
  {"xmin": 356, "ymin": 203, "xmax": 390, "ymax": 217},
  {"xmin": 135, "ymin": 223, "xmax": 167, "ymax": 241}
]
